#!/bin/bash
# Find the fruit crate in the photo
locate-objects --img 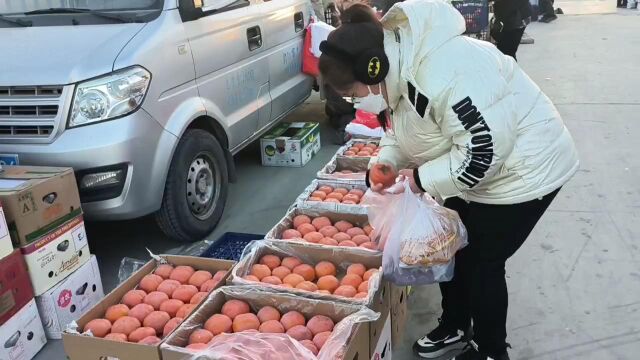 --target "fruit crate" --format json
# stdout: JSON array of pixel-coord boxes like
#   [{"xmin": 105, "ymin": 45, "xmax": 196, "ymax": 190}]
[
  {"xmin": 451, "ymin": 0, "xmax": 490, "ymax": 41},
  {"xmin": 200, "ymin": 232, "xmax": 265, "ymax": 261}
]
